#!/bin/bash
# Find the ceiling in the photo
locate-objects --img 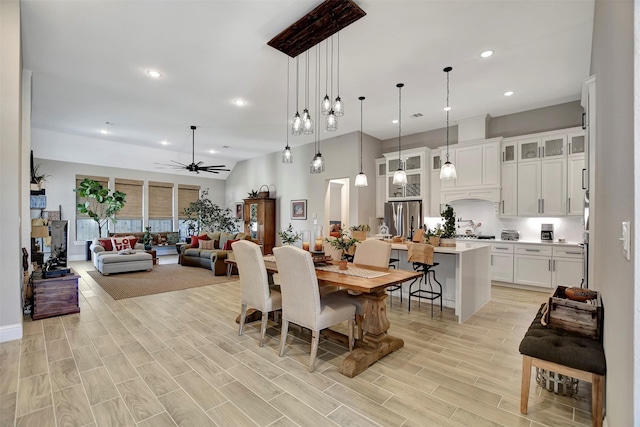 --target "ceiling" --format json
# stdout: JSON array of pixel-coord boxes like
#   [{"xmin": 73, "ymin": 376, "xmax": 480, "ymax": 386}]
[{"xmin": 21, "ymin": 0, "xmax": 594, "ymax": 179}]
